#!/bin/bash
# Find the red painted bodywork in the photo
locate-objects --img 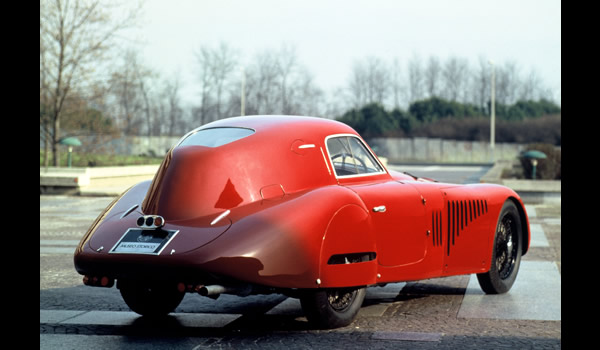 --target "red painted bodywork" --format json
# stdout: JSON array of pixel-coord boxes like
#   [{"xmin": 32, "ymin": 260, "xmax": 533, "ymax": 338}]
[{"xmin": 74, "ymin": 116, "xmax": 530, "ymax": 291}]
